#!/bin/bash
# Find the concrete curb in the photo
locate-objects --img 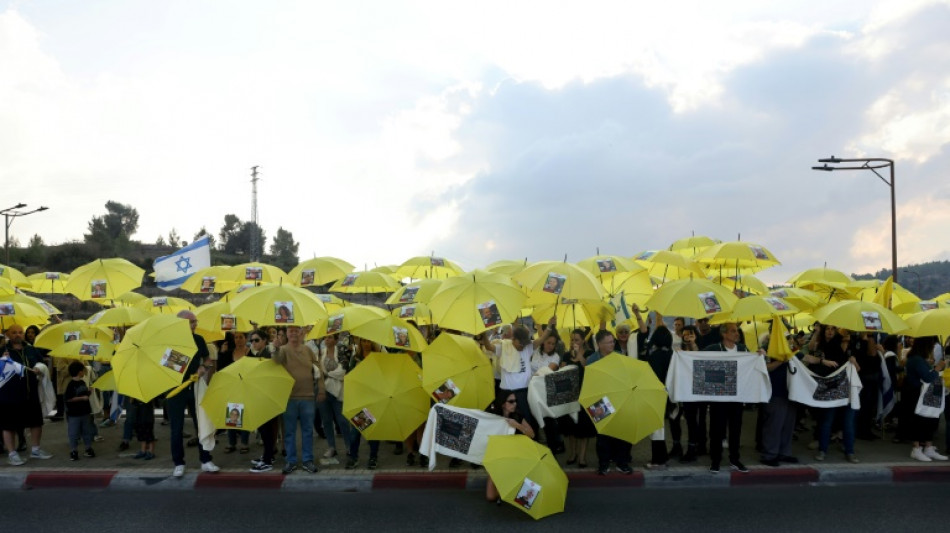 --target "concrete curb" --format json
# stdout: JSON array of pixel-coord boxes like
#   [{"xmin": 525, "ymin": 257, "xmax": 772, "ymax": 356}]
[{"xmin": 6, "ymin": 465, "xmax": 950, "ymax": 491}]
